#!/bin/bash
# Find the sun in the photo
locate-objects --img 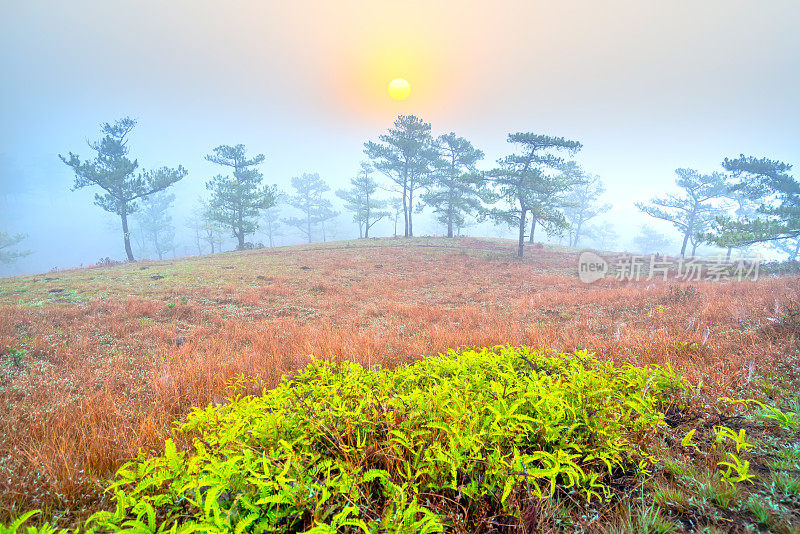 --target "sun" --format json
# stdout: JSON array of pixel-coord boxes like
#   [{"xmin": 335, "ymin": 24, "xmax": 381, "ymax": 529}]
[{"xmin": 388, "ymin": 78, "xmax": 410, "ymax": 100}]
